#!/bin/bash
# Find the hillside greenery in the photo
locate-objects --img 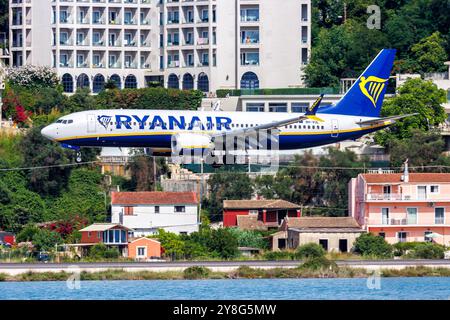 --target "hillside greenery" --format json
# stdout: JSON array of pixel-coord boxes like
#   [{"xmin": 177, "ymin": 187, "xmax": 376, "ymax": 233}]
[{"xmin": 306, "ymin": 0, "xmax": 450, "ymax": 87}]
